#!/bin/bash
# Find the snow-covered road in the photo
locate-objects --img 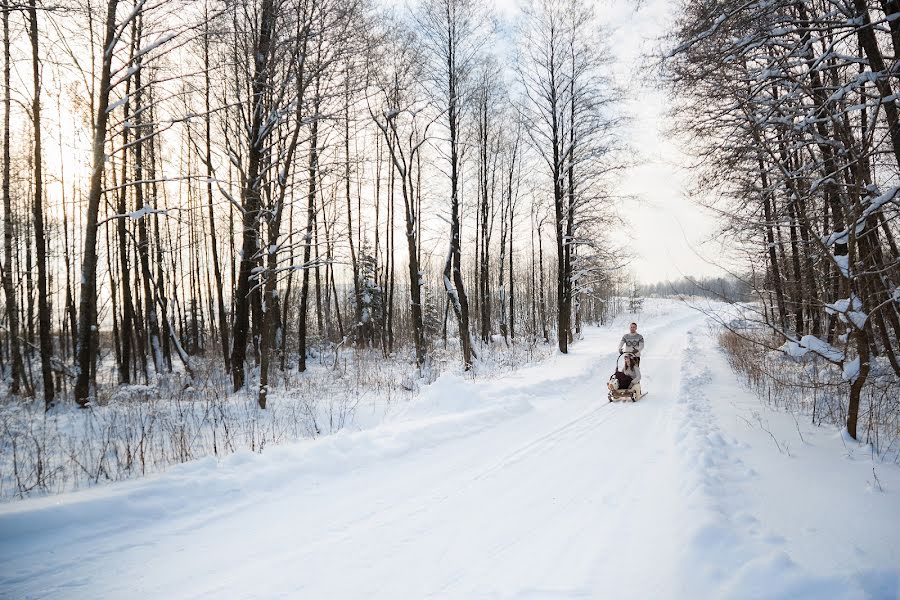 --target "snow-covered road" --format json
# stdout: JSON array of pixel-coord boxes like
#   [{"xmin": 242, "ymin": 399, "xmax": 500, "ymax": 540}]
[{"xmin": 2, "ymin": 302, "xmax": 899, "ymax": 599}]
